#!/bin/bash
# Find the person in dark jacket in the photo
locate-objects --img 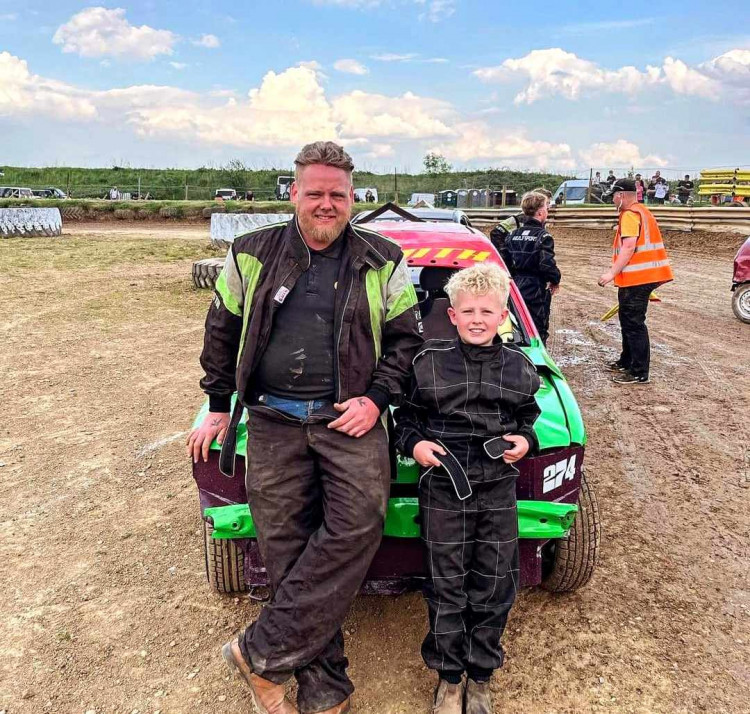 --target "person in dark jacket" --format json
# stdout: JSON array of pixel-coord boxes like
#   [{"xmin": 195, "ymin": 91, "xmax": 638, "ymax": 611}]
[
  {"xmin": 395, "ymin": 263, "xmax": 540, "ymax": 714},
  {"xmin": 499, "ymin": 191, "xmax": 561, "ymax": 344},
  {"xmin": 187, "ymin": 141, "xmax": 422, "ymax": 714}
]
